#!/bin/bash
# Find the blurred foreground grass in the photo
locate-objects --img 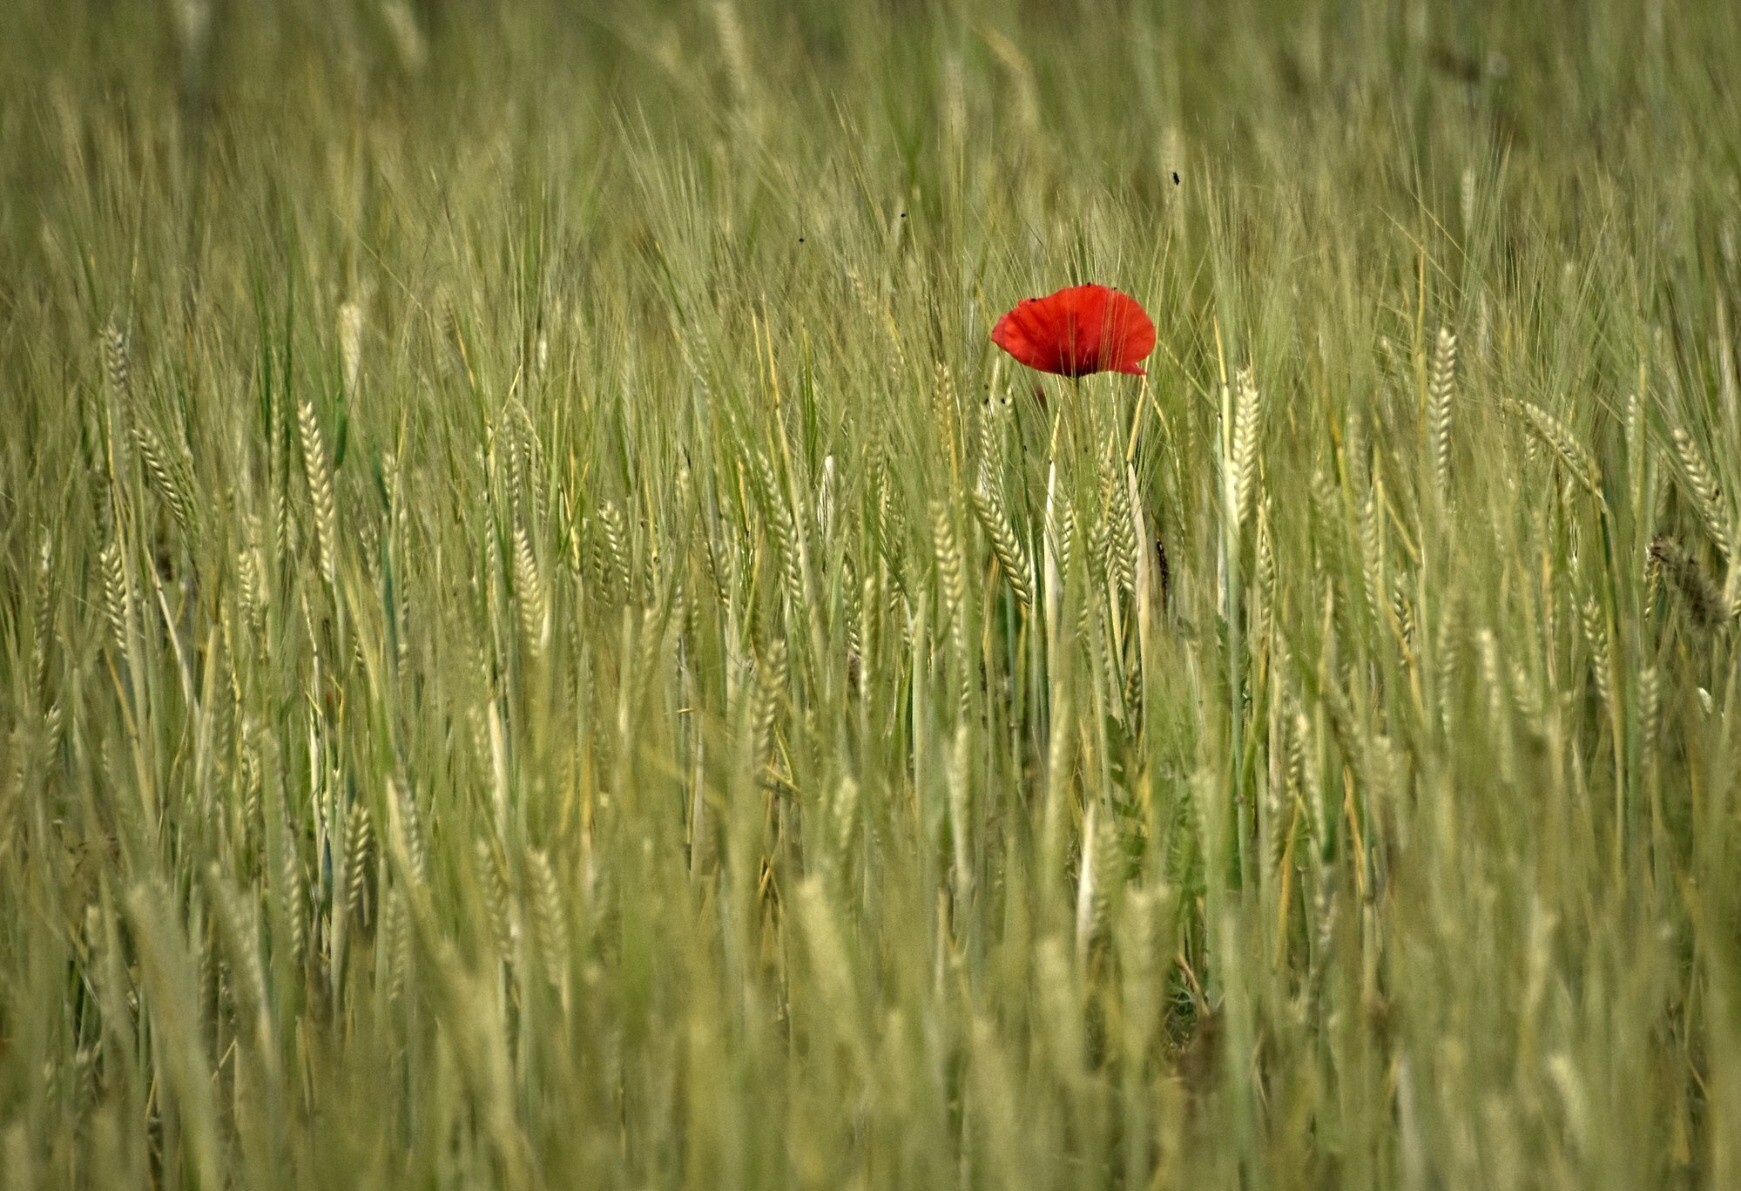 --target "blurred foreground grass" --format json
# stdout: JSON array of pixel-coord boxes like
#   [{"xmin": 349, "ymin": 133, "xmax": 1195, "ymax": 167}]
[{"xmin": 4, "ymin": 1, "xmax": 1741, "ymax": 1186}]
